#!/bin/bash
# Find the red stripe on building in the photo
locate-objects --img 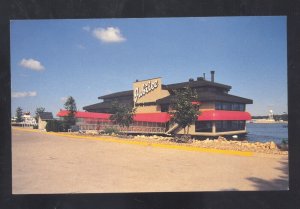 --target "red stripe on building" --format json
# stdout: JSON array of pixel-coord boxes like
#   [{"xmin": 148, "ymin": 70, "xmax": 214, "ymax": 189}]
[
  {"xmin": 57, "ymin": 110, "xmax": 171, "ymax": 123},
  {"xmin": 133, "ymin": 112, "xmax": 171, "ymax": 123},
  {"xmin": 57, "ymin": 110, "xmax": 251, "ymax": 122},
  {"xmin": 198, "ymin": 110, "xmax": 251, "ymax": 121},
  {"xmin": 191, "ymin": 101, "xmax": 201, "ymax": 105},
  {"xmin": 56, "ymin": 110, "xmax": 111, "ymax": 120}
]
